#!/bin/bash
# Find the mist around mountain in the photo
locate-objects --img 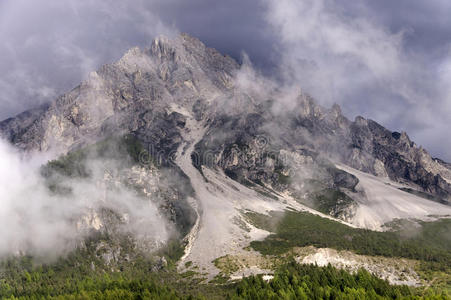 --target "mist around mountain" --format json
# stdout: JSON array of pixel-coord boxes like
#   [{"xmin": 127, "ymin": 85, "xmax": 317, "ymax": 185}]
[{"xmin": 0, "ymin": 34, "xmax": 451, "ymax": 298}]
